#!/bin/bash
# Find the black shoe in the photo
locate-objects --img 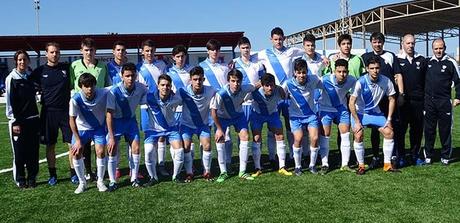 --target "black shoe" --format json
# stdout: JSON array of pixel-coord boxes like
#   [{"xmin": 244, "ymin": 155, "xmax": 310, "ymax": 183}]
[
  {"xmin": 28, "ymin": 179, "xmax": 37, "ymax": 188},
  {"xmin": 319, "ymin": 166, "xmax": 329, "ymax": 175},
  {"xmin": 144, "ymin": 177, "xmax": 159, "ymax": 187},
  {"xmin": 369, "ymin": 157, "xmax": 382, "ymax": 170},
  {"xmin": 18, "ymin": 180, "xmax": 27, "ymax": 189},
  {"xmin": 270, "ymin": 159, "xmax": 277, "ymax": 171}
]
